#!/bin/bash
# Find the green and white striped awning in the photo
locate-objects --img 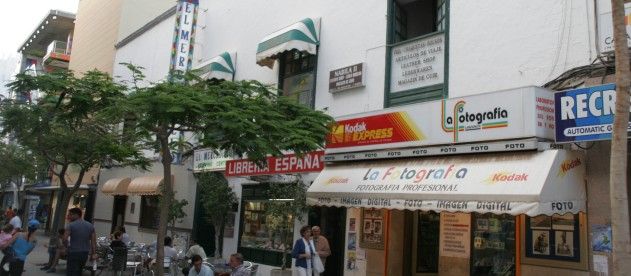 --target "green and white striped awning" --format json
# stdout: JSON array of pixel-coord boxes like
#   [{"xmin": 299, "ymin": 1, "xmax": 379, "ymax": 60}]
[
  {"xmin": 195, "ymin": 52, "xmax": 236, "ymax": 81},
  {"xmin": 256, "ymin": 17, "xmax": 320, "ymax": 68}
]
